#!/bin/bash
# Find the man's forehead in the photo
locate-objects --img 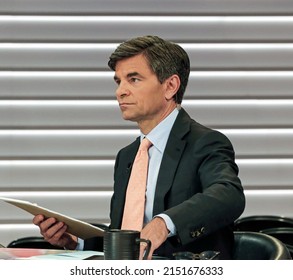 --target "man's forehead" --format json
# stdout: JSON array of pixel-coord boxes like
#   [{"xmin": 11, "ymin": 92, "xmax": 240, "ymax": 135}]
[
  {"xmin": 116, "ymin": 54, "xmax": 147, "ymax": 68},
  {"xmin": 114, "ymin": 55, "xmax": 152, "ymax": 78}
]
